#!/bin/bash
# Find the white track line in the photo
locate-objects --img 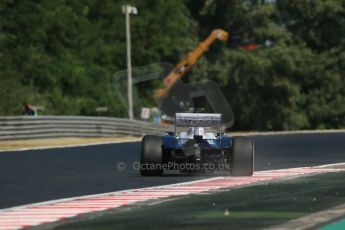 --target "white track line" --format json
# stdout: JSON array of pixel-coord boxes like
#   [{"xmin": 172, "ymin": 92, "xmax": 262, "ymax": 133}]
[
  {"xmin": 2, "ymin": 129, "xmax": 344, "ymax": 152},
  {"xmin": 0, "ymin": 162, "xmax": 344, "ymax": 230},
  {"xmin": 0, "ymin": 139, "xmax": 140, "ymax": 153}
]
